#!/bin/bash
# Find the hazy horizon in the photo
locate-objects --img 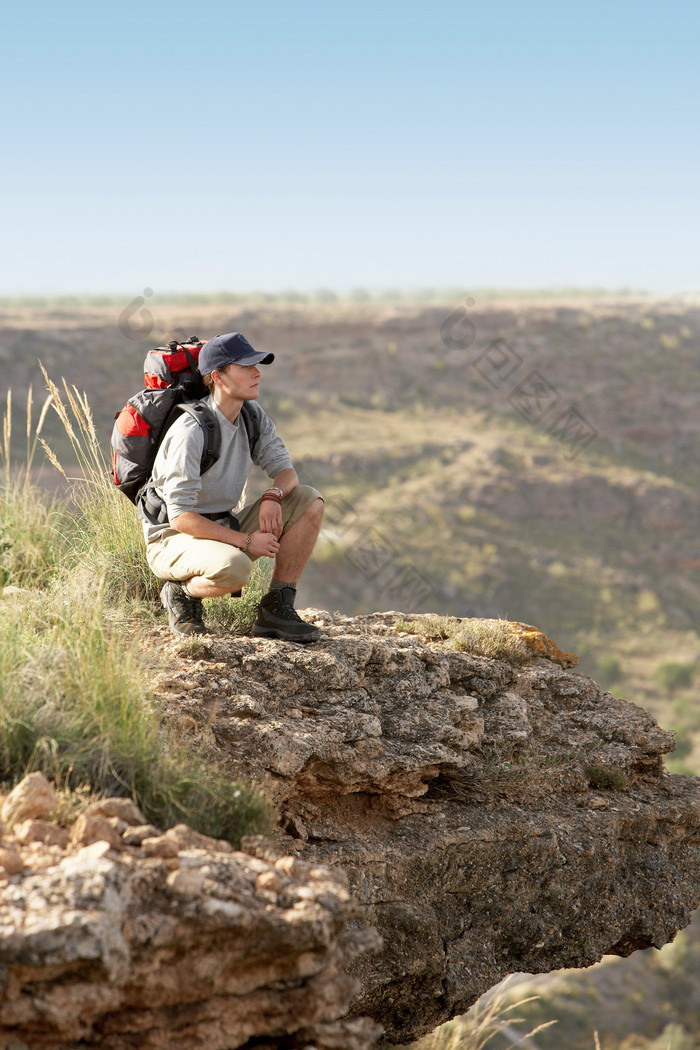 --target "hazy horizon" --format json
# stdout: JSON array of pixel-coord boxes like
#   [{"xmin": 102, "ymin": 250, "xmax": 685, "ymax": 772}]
[{"xmin": 1, "ymin": 284, "xmax": 697, "ymax": 304}]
